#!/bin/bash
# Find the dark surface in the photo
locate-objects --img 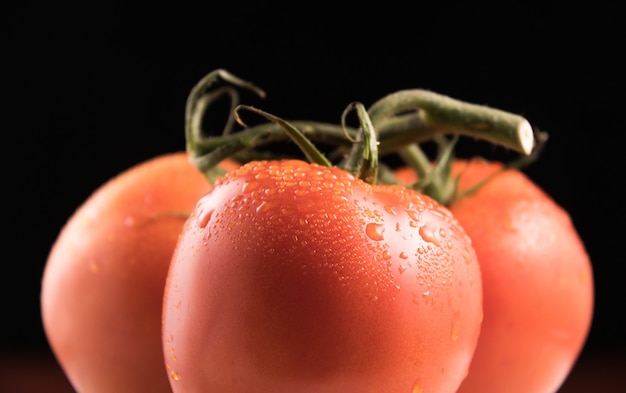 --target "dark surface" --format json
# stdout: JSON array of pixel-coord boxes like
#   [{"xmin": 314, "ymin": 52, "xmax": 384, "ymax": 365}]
[{"xmin": 7, "ymin": 3, "xmax": 624, "ymax": 391}]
